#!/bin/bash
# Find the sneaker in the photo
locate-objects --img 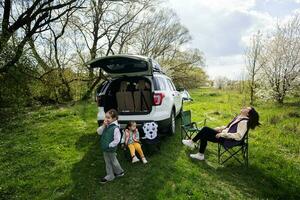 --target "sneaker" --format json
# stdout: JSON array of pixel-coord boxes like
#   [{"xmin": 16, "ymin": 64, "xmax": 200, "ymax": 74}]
[
  {"xmin": 115, "ymin": 171, "xmax": 125, "ymax": 178},
  {"xmin": 190, "ymin": 153, "xmax": 205, "ymax": 161},
  {"xmin": 100, "ymin": 177, "xmax": 109, "ymax": 184},
  {"xmin": 182, "ymin": 139, "xmax": 196, "ymax": 149},
  {"xmin": 132, "ymin": 156, "xmax": 140, "ymax": 163},
  {"xmin": 142, "ymin": 157, "xmax": 148, "ymax": 164}
]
